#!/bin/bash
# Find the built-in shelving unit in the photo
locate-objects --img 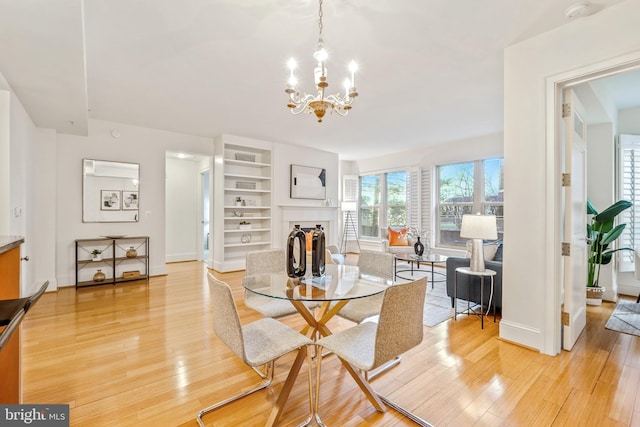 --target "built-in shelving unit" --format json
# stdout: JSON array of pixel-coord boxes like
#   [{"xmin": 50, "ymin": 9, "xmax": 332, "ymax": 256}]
[
  {"xmin": 75, "ymin": 236, "xmax": 149, "ymax": 288},
  {"xmin": 213, "ymin": 136, "xmax": 273, "ymax": 272}
]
